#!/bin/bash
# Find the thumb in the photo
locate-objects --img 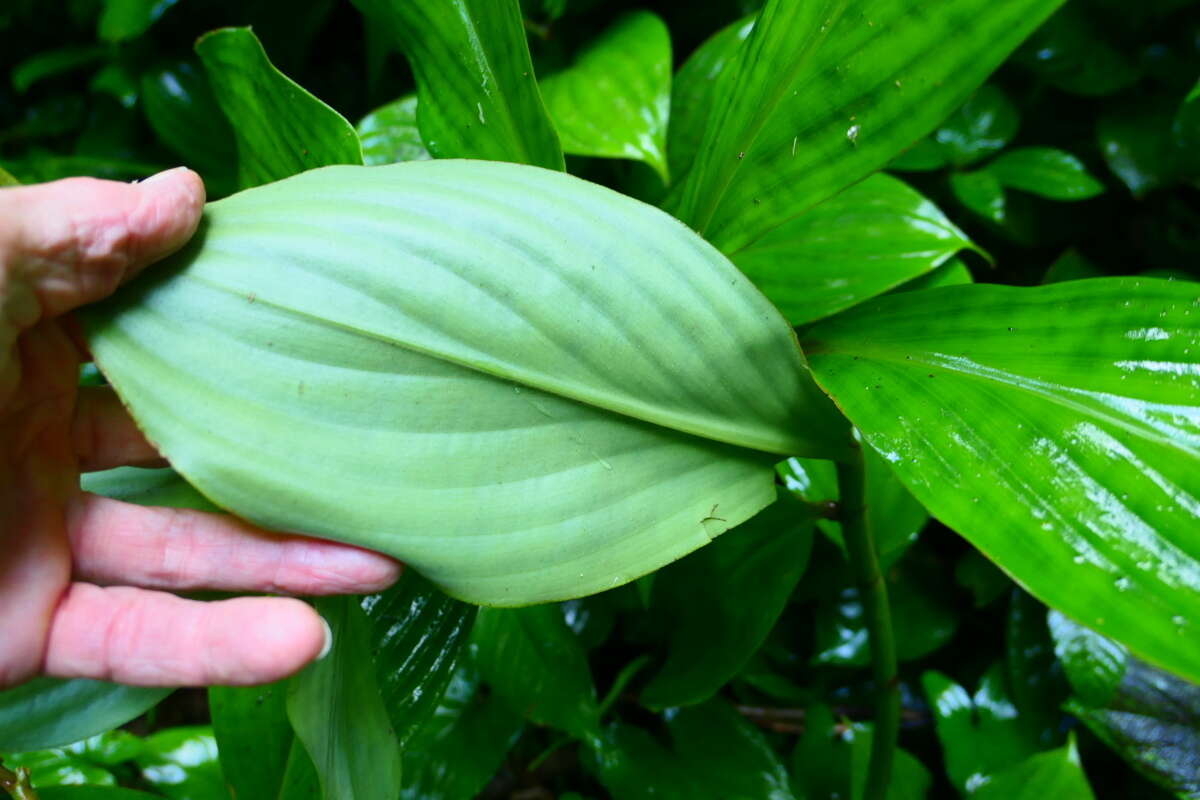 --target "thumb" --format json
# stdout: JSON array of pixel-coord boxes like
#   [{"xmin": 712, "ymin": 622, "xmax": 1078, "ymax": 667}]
[{"xmin": 0, "ymin": 167, "xmax": 205, "ymax": 321}]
